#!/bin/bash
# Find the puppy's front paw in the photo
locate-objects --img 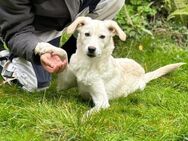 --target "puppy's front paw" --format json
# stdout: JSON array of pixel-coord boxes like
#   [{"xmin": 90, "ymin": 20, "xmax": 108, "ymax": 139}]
[
  {"xmin": 81, "ymin": 107, "xmax": 99, "ymax": 122},
  {"xmin": 81, "ymin": 104, "xmax": 110, "ymax": 122},
  {"xmin": 53, "ymin": 48, "xmax": 67, "ymax": 59}
]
